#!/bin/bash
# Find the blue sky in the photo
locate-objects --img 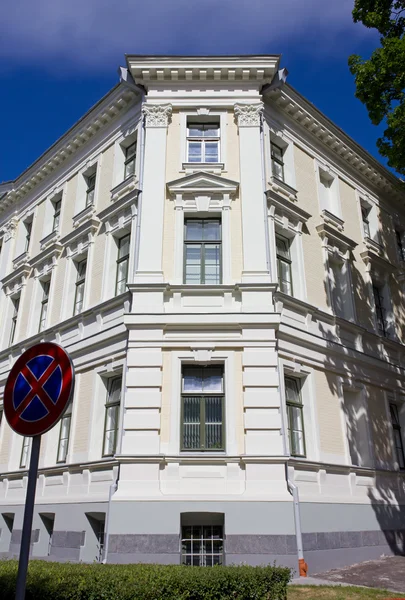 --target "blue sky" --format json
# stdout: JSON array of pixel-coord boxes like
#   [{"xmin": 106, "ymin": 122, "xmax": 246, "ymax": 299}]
[{"xmin": 0, "ymin": 0, "xmax": 388, "ymax": 182}]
